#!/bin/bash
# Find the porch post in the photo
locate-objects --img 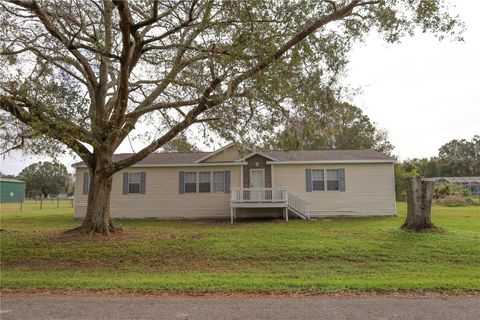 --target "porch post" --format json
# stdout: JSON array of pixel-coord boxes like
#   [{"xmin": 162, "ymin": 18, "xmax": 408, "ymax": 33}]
[
  {"xmin": 285, "ymin": 207, "xmax": 288, "ymax": 222},
  {"xmin": 231, "ymin": 207, "xmax": 234, "ymax": 224},
  {"xmin": 271, "ymin": 164, "xmax": 275, "ymax": 188},
  {"xmin": 240, "ymin": 165, "xmax": 244, "ymax": 190}
]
